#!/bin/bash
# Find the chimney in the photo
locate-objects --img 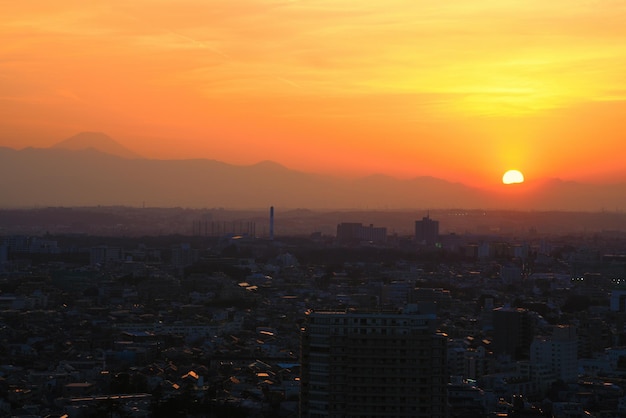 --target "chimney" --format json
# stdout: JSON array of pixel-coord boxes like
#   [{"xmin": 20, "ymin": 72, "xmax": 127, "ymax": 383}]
[{"xmin": 269, "ymin": 206, "xmax": 274, "ymax": 240}]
